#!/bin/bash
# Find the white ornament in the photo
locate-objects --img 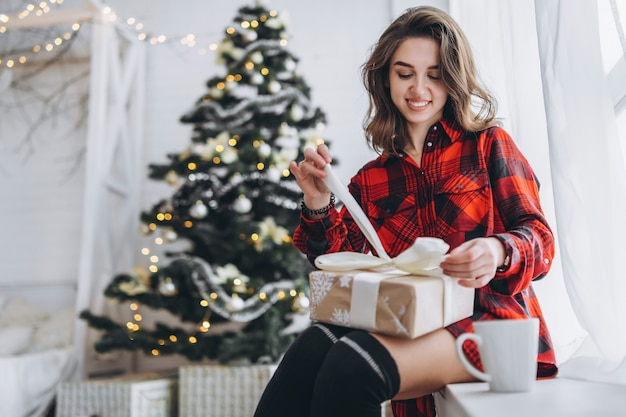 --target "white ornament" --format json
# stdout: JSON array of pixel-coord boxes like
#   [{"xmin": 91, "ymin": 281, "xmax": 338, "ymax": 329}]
[
  {"xmin": 292, "ymin": 294, "xmax": 310, "ymax": 312},
  {"xmin": 284, "ymin": 59, "xmax": 296, "ymax": 72},
  {"xmin": 258, "ymin": 143, "xmax": 272, "ymax": 158},
  {"xmin": 290, "ymin": 104, "xmax": 304, "ymax": 122},
  {"xmin": 250, "ymin": 51, "xmax": 263, "ymax": 64},
  {"xmin": 165, "ymin": 170, "xmax": 179, "ymax": 185},
  {"xmin": 266, "ymin": 167, "xmax": 281, "ymax": 182},
  {"xmin": 163, "ymin": 229, "xmax": 178, "ymax": 242},
  {"xmin": 159, "ymin": 277, "xmax": 178, "ymax": 296},
  {"xmin": 210, "ymin": 87, "xmax": 224, "ymax": 99},
  {"xmin": 190, "ymin": 202, "xmax": 209, "ymax": 219},
  {"xmin": 251, "ymin": 73, "xmax": 264, "ymax": 85},
  {"xmin": 268, "ymin": 80, "xmax": 282, "ymax": 94},
  {"xmin": 221, "ymin": 147, "xmax": 238, "ymax": 164},
  {"xmin": 233, "ymin": 195, "xmax": 252, "ymax": 213},
  {"xmin": 226, "ymin": 296, "xmax": 245, "ymax": 312},
  {"xmin": 243, "ymin": 30, "xmax": 258, "ymax": 42}
]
